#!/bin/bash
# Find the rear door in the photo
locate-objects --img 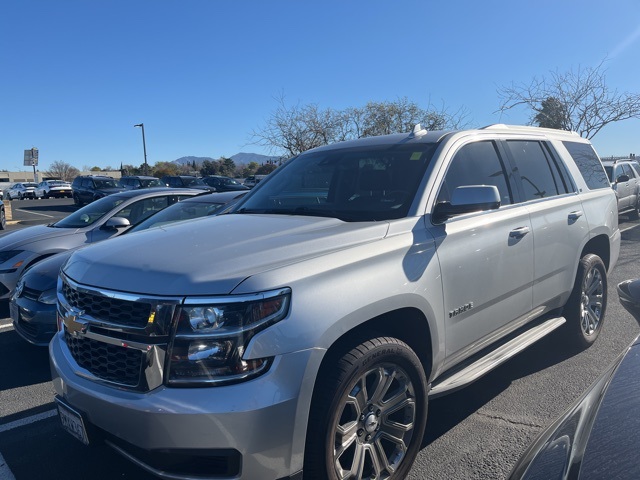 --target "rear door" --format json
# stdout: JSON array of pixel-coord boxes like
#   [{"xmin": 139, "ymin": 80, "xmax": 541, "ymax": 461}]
[{"xmin": 503, "ymin": 140, "xmax": 588, "ymax": 310}]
